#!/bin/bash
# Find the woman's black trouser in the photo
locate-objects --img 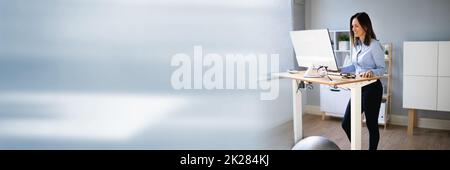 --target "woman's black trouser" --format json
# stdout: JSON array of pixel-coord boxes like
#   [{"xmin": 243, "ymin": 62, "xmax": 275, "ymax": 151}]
[{"xmin": 341, "ymin": 79, "xmax": 383, "ymax": 150}]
